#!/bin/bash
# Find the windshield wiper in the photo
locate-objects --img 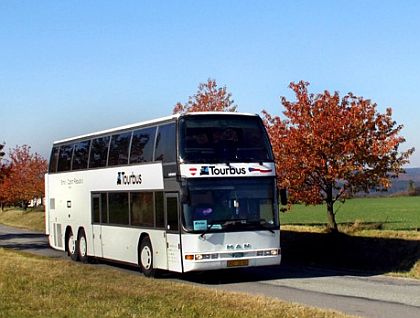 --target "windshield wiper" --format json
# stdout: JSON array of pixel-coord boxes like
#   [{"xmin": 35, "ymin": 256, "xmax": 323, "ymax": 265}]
[
  {"xmin": 222, "ymin": 218, "xmax": 248, "ymax": 226},
  {"xmin": 199, "ymin": 218, "xmax": 275, "ymax": 237},
  {"xmin": 199, "ymin": 219, "xmax": 246, "ymax": 238},
  {"xmin": 199, "ymin": 220, "xmax": 223, "ymax": 238},
  {"xmin": 249, "ymin": 218, "xmax": 275, "ymax": 233}
]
